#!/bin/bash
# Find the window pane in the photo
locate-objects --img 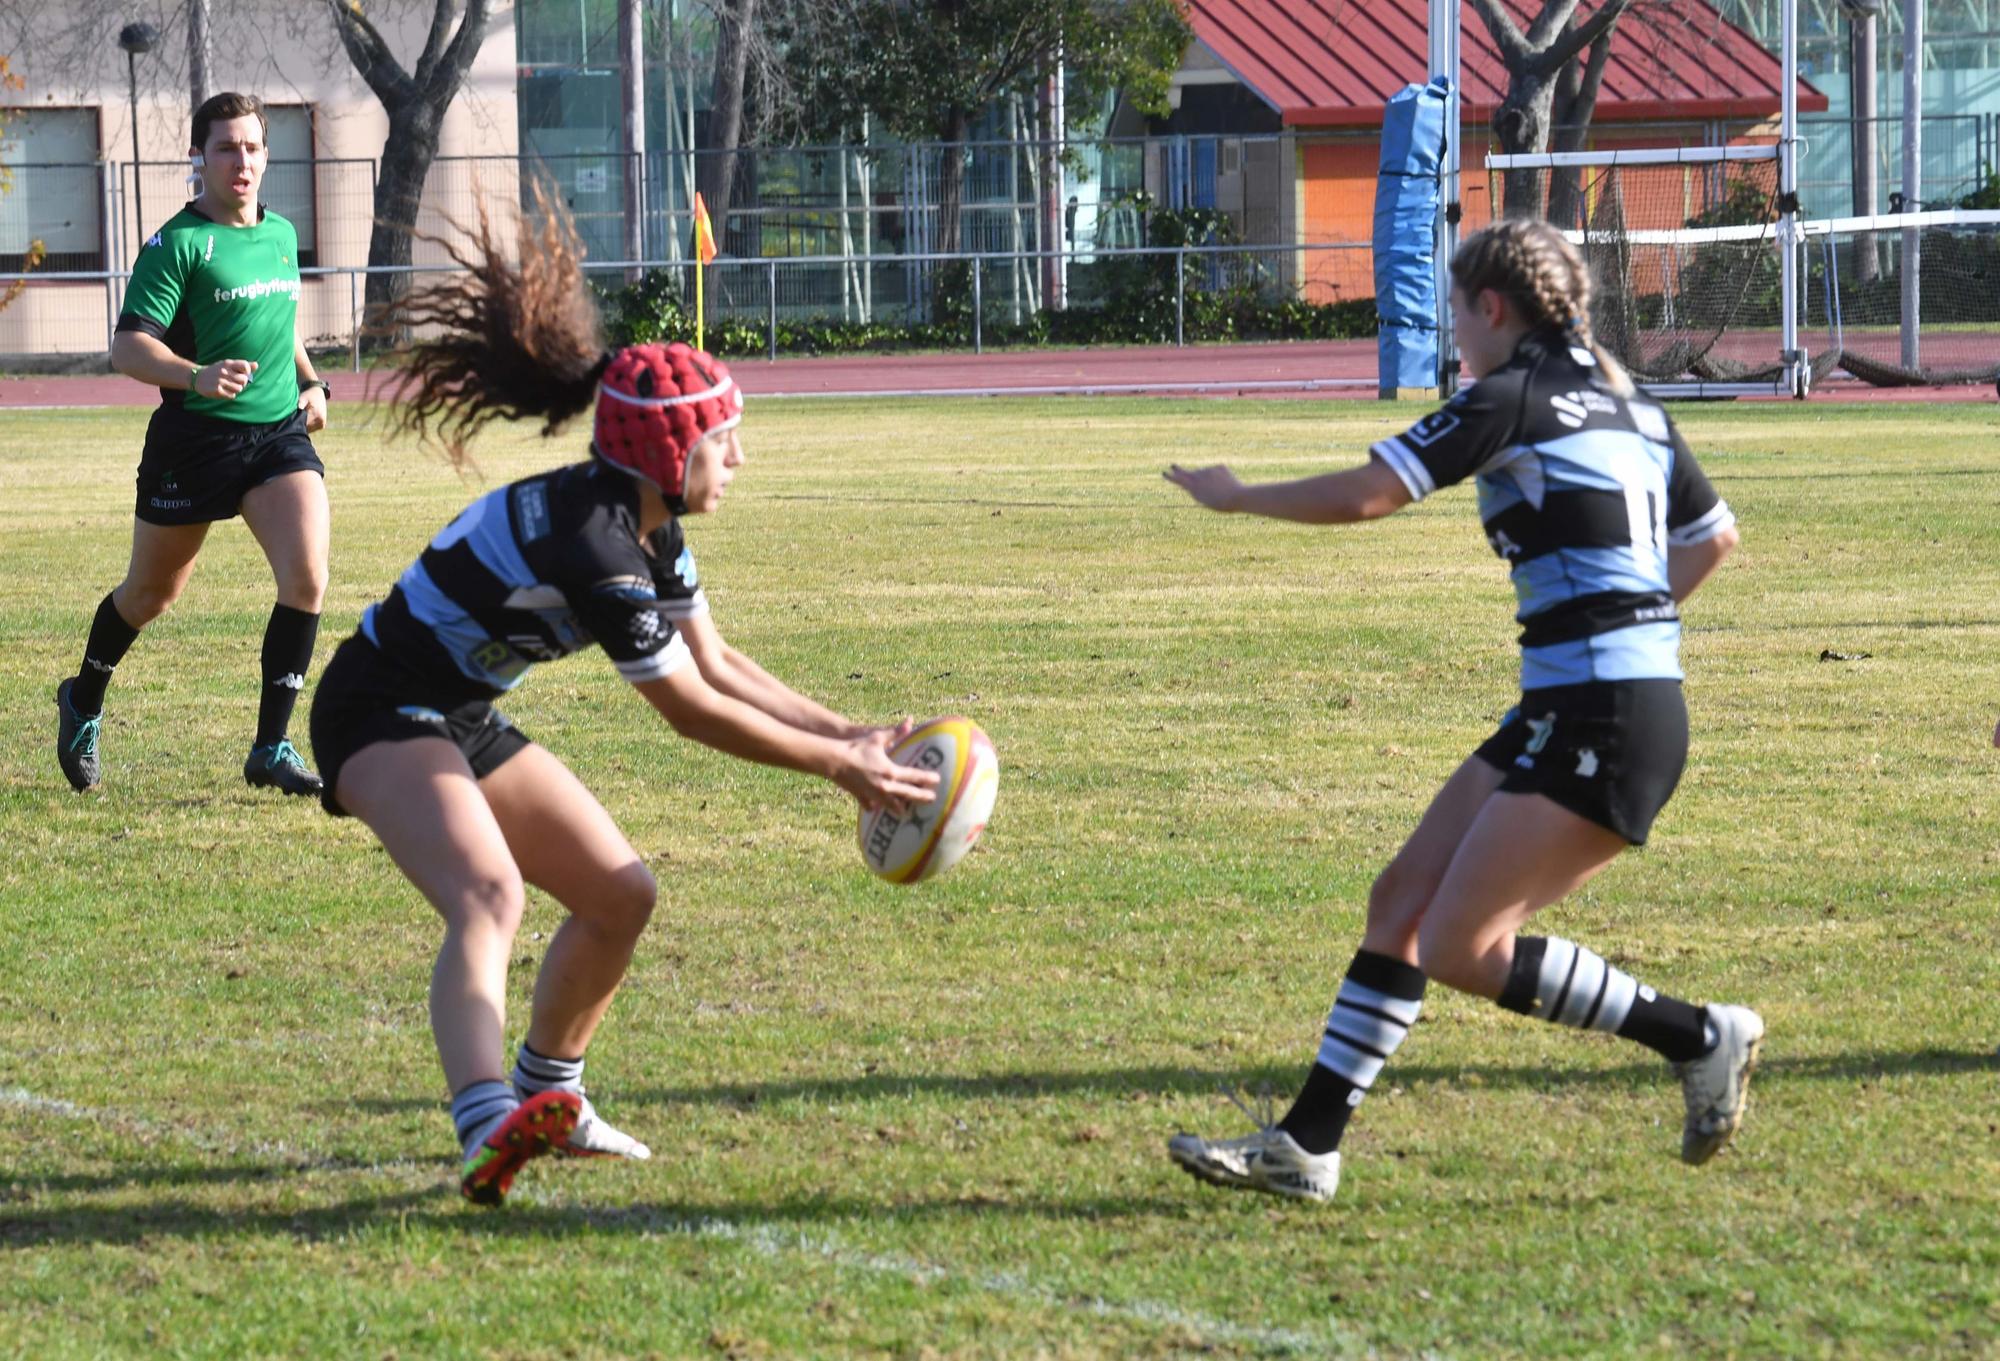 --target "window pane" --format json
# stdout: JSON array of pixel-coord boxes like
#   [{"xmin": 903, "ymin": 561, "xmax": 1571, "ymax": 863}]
[
  {"xmin": 263, "ymin": 105, "xmax": 316, "ymax": 261},
  {"xmin": 0, "ymin": 107, "xmax": 102, "ymax": 268}
]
